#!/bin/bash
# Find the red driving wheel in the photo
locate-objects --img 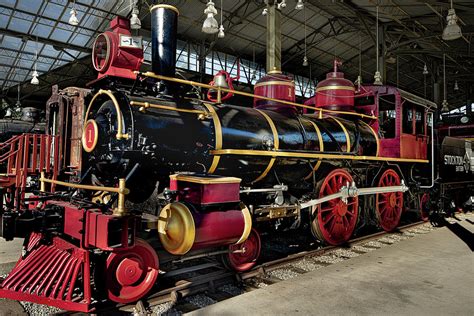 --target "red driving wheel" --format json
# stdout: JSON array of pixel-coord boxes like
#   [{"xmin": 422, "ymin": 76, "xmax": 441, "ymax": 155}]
[
  {"xmin": 223, "ymin": 229, "xmax": 261, "ymax": 272},
  {"xmin": 419, "ymin": 193, "xmax": 430, "ymax": 222},
  {"xmin": 105, "ymin": 239, "xmax": 159, "ymax": 303},
  {"xmin": 312, "ymin": 169, "xmax": 359, "ymax": 245},
  {"xmin": 375, "ymin": 169, "xmax": 403, "ymax": 232}
]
